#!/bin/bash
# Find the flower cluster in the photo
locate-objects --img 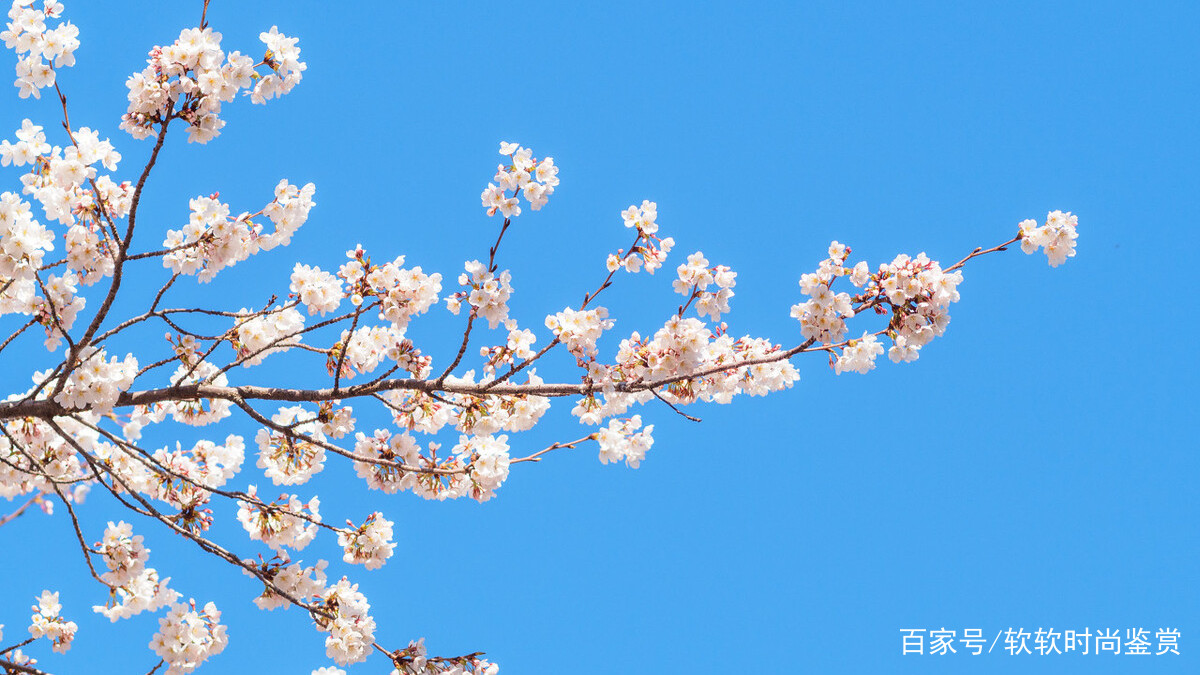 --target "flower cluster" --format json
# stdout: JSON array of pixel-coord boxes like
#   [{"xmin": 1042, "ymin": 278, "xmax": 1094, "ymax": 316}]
[
  {"xmin": 376, "ymin": 390, "xmax": 455, "ymax": 435},
  {"xmin": 2, "ymin": 118, "xmax": 131, "ymax": 299},
  {"xmin": 160, "ymin": 363, "xmax": 233, "ymax": 427},
  {"xmin": 352, "ymin": 429, "xmax": 421, "ymax": 494},
  {"xmin": 255, "ymin": 406, "xmax": 326, "ymax": 485},
  {"xmin": 96, "ymin": 521, "xmax": 149, "ymax": 587},
  {"xmin": 595, "ymin": 415, "xmax": 654, "ymax": 468},
  {"xmin": 163, "ymin": 180, "xmax": 317, "ymax": 281},
  {"xmin": 621, "ymin": 200, "xmax": 658, "ymax": 235},
  {"xmin": 0, "ymin": 189, "xmax": 56, "ymax": 322},
  {"xmin": 480, "ymin": 142, "xmax": 559, "ymax": 217},
  {"xmin": 236, "ymin": 486, "xmax": 321, "ymax": 554},
  {"xmin": 149, "ymin": 601, "xmax": 228, "ymax": 675},
  {"xmin": 614, "ymin": 316, "xmax": 713, "ymax": 386},
  {"xmin": 231, "ymin": 306, "xmax": 305, "ymax": 366},
  {"xmin": 334, "ymin": 247, "xmax": 443, "ymax": 330},
  {"xmin": 2, "ymin": 0, "xmax": 78, "ymax": 99},
  {"xmin": 336, "ymin": 325, "xmax": 429, "ymax": 380},
  {"xmin": 454, "ymin": 376, "xmax": 551, "ymax": 436},
  {"xmin": 788, "ymin": 241, "xmax": 971, "ymax": 372},
  {"xmin": 0, "ymin": 122, "xmax": 135, "ymax": 339},
  {"xmin": 833, "ymin": 332, "xmax": 885, "ymax": 374},
  {"xmin": 673, "ymin": 252, "xmax": 737, "ymax": 321},
  {"xmin": 314, "ymin": 578, "xmax": 376, "ymax": 666},
  {"xmin": 0, "ymin": 189, "xmax": 53, "ymax": 272},
  {"xmin": 337, "ymin": 512, "xmax": 395, "ymax": 570},
  {"xmin": 63, "ymin": 224, "xmax": 116, "ymax": 286},
  {"xmin": 15, "ymin": 121, "xmax": 127, "ymax": 224},
  {"xmin": 120, "ymin": 24, "xmax": 304, "ymax": 143},
  {"xmin": 608, "ymin": 201, "xmax": 673, "ymax": 274},
  {"xmin": 99, "ymin": 572, "xmax": 179, "ymax": 623},
  {"xmin": 478, "ymin": 321, "xmax": 537, "ymax": 376},
  {"xmin": 149, "ymin": 434, "xmax": 244, "ymax": 518},
  {"xmin": 574, "ymin": 318, "xmax": 799, "ymax": 425},
  {"xmin": 246, "ymin": 558, "xmax": 327, "ymax": 611},
  {"xmin": 253, "ymin": 26, "xmax": 305, "ymax": 103},
  {"xmin": 291, "ymin": 262, "xmax": 343, "ymax": 316},
  {"xmin": 0, "ymin": 426, "xmax": 74, "ymax": 504},
  {"xmin": 0, "ymin": 119, "xmax": 49, "ymax": 167},
  {"xmin": 447, "ymin": 260, "xmax": 513, "ymax": 329},
  {"xmin": 354, "ymin": 429, "xmax": 467, "ymax": 502},
  {"xmin": 317, "ymin": 403, "xmax": 356, "ymax": 439},
  {"xmin": 92, "ymin": 540, "xmax": 179, "ymax": 626},
  {"xmin": 0, "ymin": 191, "xmax": 53, "ymax": 274},
  {"xmin": 1019, "ymin": 210, "xmax": 1079, "ymax": 267},
  {"xmin": 454, "ymin": 433, "xmax": 511, "ymax": 502},
  {"xmin": 28, "ymin": 590, "xmax": 77, "ymax": 653},
  {"xmin": 372, "ymin": 263, "xmax": 443, "ymax": 329},
  {"xmin": 790, "ymin": 242, "xmax": 857, "ymax": 344},
  {"xmin": 873, "ymin": 251, "xmax": 962, "ymax": 366},
  {"xmin": 36, "ymin": 269, "xmax": 84, "ymax": 349},
  {"xmin": 44, "ymin": 347, "xmax": 138, "ymax": 412},
  {"xmin": 545, "ymin": 306, "xmax": 614, "ymax": 359},
  {"xmin": 329, "ymin": 325, "xmax": 396, "ymax": 378}
]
